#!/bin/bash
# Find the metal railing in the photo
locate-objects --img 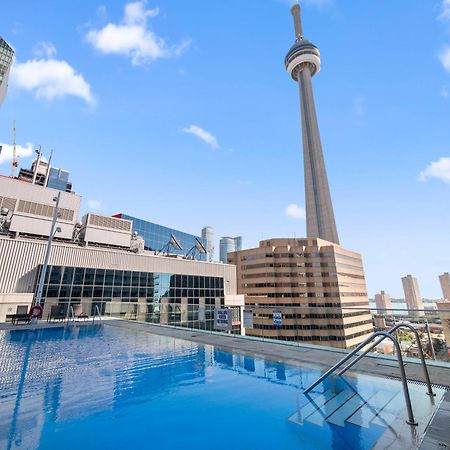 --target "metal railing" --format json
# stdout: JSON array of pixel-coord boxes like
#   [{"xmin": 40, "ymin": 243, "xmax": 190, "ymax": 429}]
[
  {"xmin": 337, "ymin": 323, "xmax": 435, "ymax": 397},
  {"xmin": 92, "ymin": 305, "xmax": 102, "ymax": 324},
  {"xmin": 303, "ymin": 324, "xmax": 436, "ymax": 426},
  {"xmin": 67, "ymin": 305, "xmax": 76, "ymax": 325}
]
